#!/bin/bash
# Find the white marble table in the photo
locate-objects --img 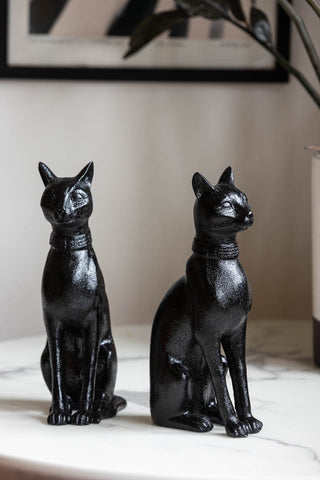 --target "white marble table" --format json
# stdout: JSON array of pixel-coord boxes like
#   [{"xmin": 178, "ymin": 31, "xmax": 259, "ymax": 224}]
[{"xmin": 0, "ymin": 321, "xmax": 319, "ymax": 480}]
